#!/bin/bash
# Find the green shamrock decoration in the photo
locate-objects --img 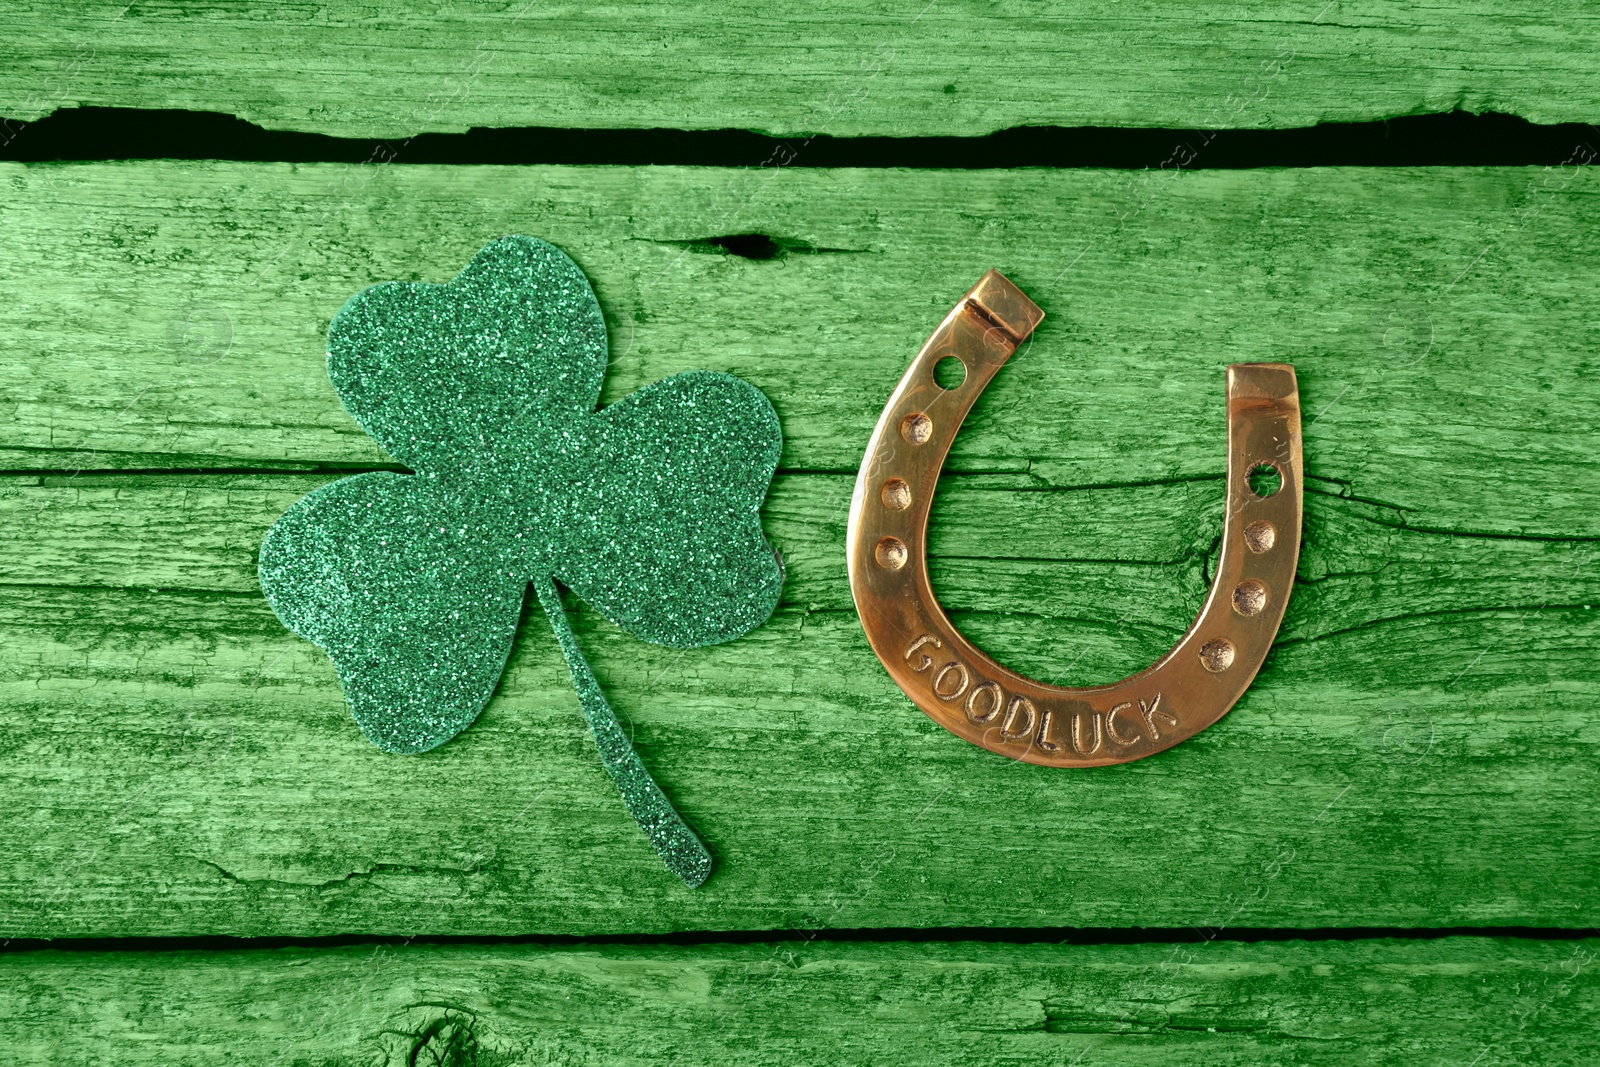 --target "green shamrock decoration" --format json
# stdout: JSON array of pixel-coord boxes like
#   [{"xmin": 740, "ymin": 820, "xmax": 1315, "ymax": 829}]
[{"xmin": 258, "ymin": 236, "xmax": 784, "ymax": 887}]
